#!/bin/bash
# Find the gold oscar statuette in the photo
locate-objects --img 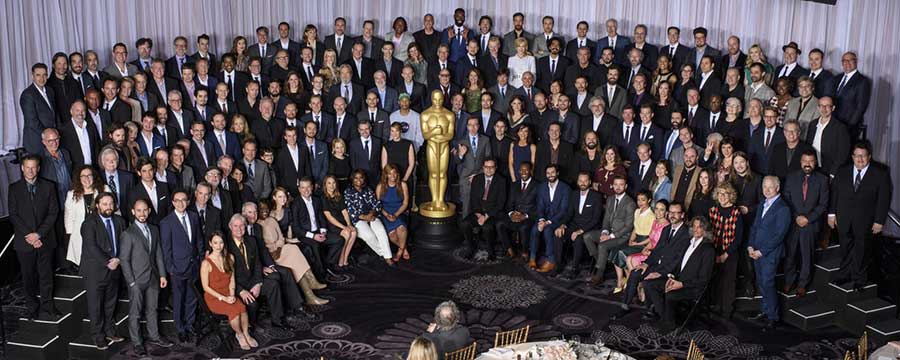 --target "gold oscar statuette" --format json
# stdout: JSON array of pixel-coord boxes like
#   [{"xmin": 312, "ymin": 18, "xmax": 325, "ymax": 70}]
[{"xmin": 418, "ymin": 90, "xmax": 456, "ymax": 218}]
